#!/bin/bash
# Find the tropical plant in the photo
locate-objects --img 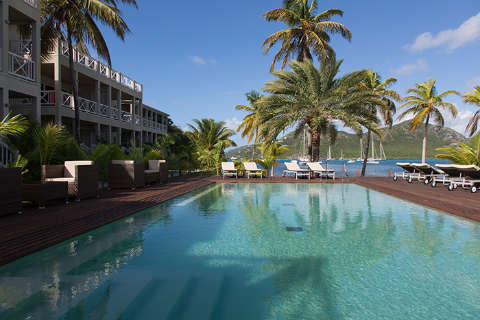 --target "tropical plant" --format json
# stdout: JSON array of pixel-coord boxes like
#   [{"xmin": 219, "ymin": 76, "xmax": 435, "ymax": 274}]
[
  {"xmin": 154, "ymin": 123, "xmax": 197, "ymax": 171},
  {"xmin": 256, "ymin": 141, "xmax": 289, "ymax": 176},
  {"xmin": 35, "ymin": 123, "xmax": 68, "ymax": 165},
  {"xmin": 256, "ymin": 58, "xmax": 382, "ymax": 162},
  {"xmin": 436, "ymin": 133, "xmax": 480, "ymax": 166},
  {"xmin": 0, "ymin": 113, "xmax": 28, "ymax": 138},
  {"xmin": 90, "ymin": 144, "xmax": 127, "ymax": 183},
  {"xmin": 359, "ymin": 71, "xmax": 400, "ymax": 176},
  {"xmin": 7, "ymin": 154, "xmax": 29, "ymax": 175},
  {"xmin": 262, "ymin": 0, "xmax": 351, "ymax": 71},
  {"xmin": 186, "ymin": 119, "xmax": 236, "ymax": 173},
  {"xmin": 463, "ymin": 86, "xmax": 480, "ymax": 137},
  {"xmin": 236, "ymin": 90, "xmax": 263, "ymax": 160},
  {"xmin": 398, "ymin": 79, "xmax": 458, "ymax": 163},
  {"xmin": 41, "ymin": 0, "xmax": 138, "ymax": 143}
]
